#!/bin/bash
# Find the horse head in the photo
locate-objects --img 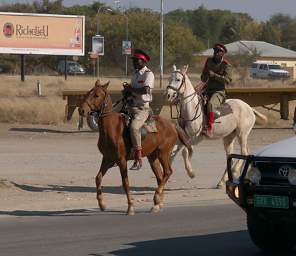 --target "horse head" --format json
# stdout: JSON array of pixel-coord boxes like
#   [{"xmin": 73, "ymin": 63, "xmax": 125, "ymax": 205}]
[
  {"xmin": 79, "ymin": 80, "xmax": 110, "ymax": 117},
  {"xmin": 166, "ymin": 65, "xmax": 189, "ymax": 104}
]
